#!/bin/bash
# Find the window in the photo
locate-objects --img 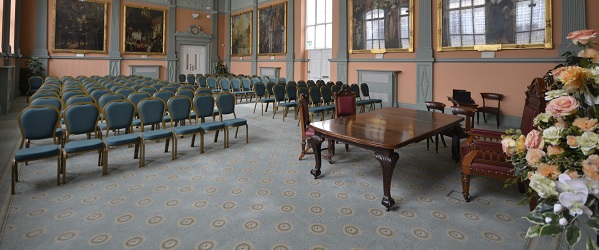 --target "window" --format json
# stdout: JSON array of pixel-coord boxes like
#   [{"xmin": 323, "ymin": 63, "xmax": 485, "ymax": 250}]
[
  {"xmin": 447, "ymin": 0, "xmax": 486, "ymax": 47},
  {"xmin": 440, "ymin": 0, "xmax": 551, "ymax": 50},
  {"xmin": 364, "ymin": 9, "xmax": 385, "ymax": 50},
  {"xmin": 305, "ymin": 0, "xmax": 332, "ymax": 50}
]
